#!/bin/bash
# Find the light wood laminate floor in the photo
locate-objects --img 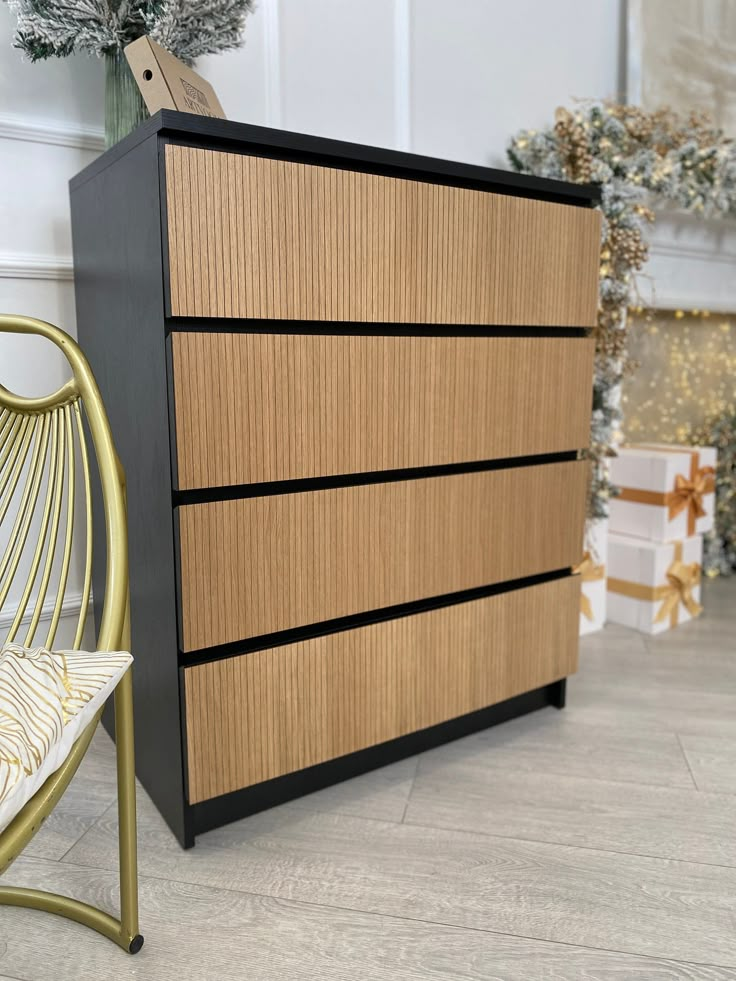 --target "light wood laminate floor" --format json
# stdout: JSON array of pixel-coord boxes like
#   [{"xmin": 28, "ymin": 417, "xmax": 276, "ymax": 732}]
[{"xmin": 1, "ymin": 579, "xmax": 735, "ymax": 979}]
